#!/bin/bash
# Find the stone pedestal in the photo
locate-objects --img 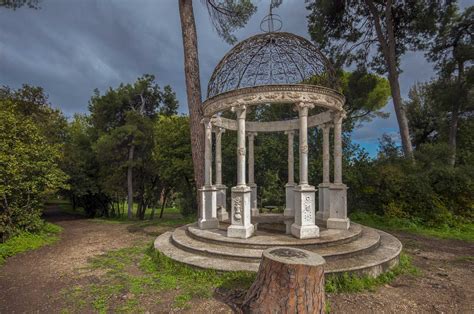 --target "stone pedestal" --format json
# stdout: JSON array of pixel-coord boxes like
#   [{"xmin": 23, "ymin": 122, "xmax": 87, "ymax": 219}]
[
  {"xmin": 284, "ymin": 183, "xmax": 296, "ymax": 217},
  {"xmin": 198, "ymin": 186, "xmax": 219, "ymax": 229},
  {"xmin": 216, "ymin": 184, "xmax": 228, "ymax": 221},
  {"xmin": 228, "ymin": 185, "xmax": 254, "ymax": 238},
  {"xmin": 249, "ymin": 183, "xmax": 258, "ymax": 216},
  {"xmin": 316, "ymin": 183, "xmax": 331, "ymax": 223},
  {"xmin": 291, "ymin": 185, "xmax": 319, "ymax": 239},
  {"xmin": 327, "ymin": 184, "xmax": 350, "ymax": 230}
]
